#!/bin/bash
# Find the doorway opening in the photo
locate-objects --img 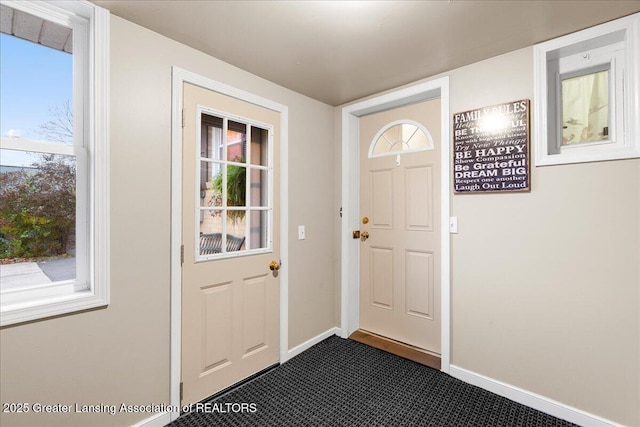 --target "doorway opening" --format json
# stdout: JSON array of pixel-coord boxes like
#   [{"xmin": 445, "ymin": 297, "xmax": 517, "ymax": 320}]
[{"xmin": 340, "ymin": 77, "xmax": 451, "ymax": 373}]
